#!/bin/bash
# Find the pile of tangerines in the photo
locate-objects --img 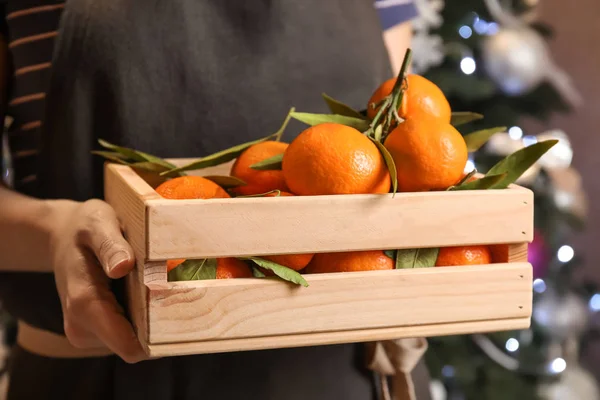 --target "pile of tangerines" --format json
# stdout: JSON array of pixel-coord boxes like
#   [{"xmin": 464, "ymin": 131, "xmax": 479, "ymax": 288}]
[{"xmin": 97, "ymin": 49, "xmax": 555, "ymax": 286}]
